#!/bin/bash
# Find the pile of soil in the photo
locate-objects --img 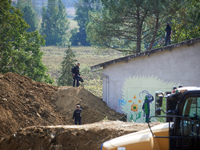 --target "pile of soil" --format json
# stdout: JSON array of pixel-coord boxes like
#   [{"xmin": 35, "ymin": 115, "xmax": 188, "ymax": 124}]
[
  {"xmin": 0, "ymin": 72, "xmax": 124, "ymax": 139},
  {"xmin": 0, "ymin": 72, "xmax": 158, "ymax": 150},
  {"xmin": 0, "ymin": 72, "xmax": 67, "ymax": 139},
  {"xmin": 0, "ymin": 121, "xmax": 155, "ymax": 150},
  {"xmin": 53, "ymin": 86, "xmax": 124, "ymax": 124}
]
